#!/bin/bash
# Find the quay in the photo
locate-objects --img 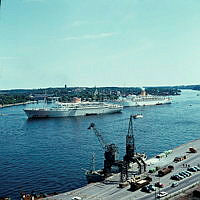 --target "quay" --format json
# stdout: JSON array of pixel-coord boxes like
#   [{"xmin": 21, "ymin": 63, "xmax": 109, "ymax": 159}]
[
  {"xmin": 43, "ymin": 139, "xmax": 200, "ymax": 200},
  {"xmin": 0, "ymin": 101, "xmax": 35, "ymax": 108}
]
